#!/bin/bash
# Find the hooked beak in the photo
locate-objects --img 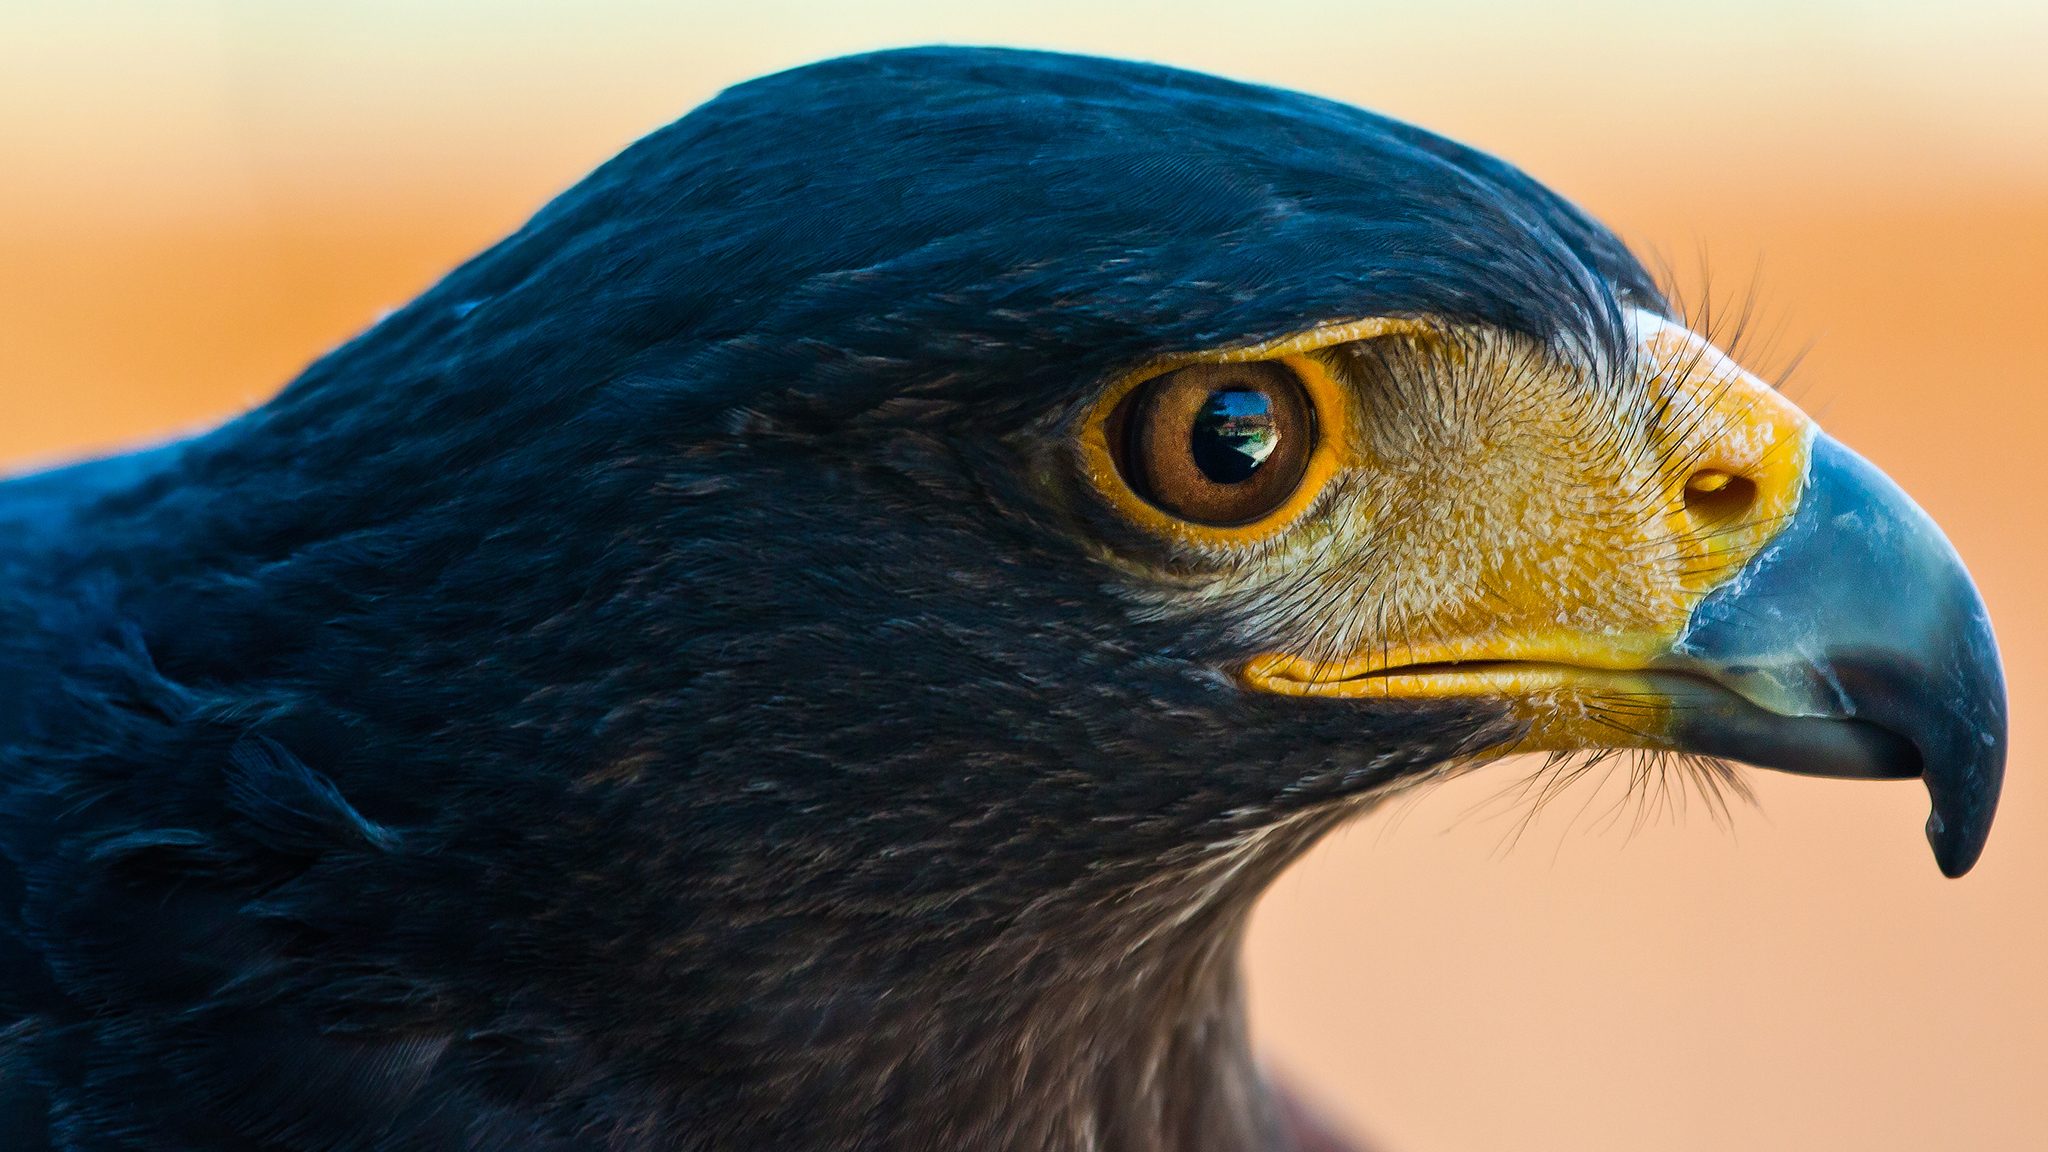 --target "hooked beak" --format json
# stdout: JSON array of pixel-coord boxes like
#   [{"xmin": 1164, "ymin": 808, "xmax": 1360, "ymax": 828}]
[
  {"xmin": 1240, "ymin": 316, "xmax": 2007, "ymax": 876},
  {"xmin": 1658, "ymin": 434, "xmax": 2006, "ymax": 876}
]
